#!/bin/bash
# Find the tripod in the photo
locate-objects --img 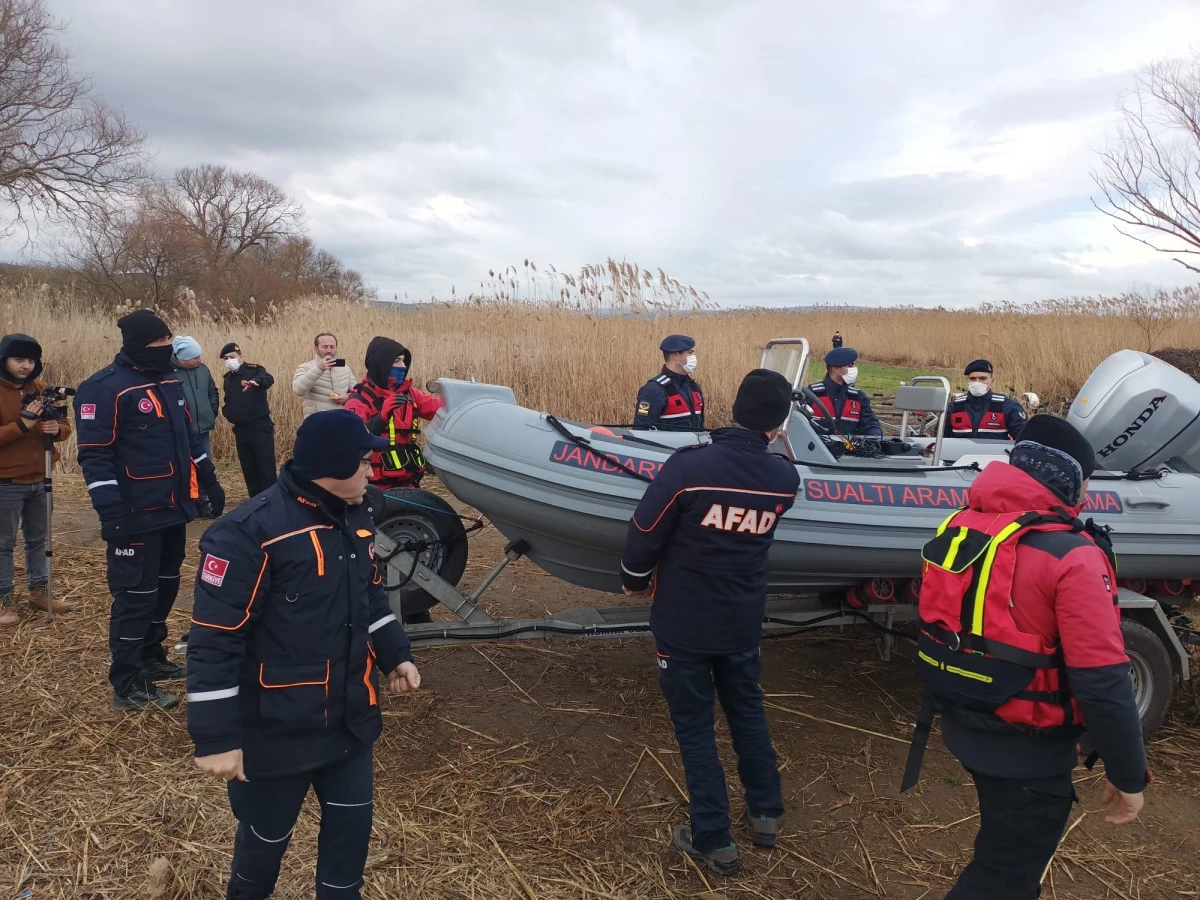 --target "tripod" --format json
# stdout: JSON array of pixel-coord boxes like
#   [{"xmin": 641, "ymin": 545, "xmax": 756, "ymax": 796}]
[{"xmin": 42, "ymin": 432, "xmax": 55, "ymax": 622}]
